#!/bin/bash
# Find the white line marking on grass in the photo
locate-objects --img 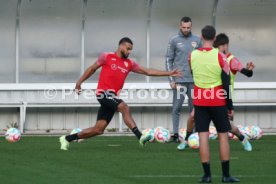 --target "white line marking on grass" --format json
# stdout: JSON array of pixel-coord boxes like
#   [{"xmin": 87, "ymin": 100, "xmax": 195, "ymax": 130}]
[
  {"xmin": 129, "ymin": 175, "xmax": 276, "ymax": 178},
  {"xmin": 130, "ymin": 175, "xmax": 200, "ymax": 178},
  {"xmin": 94, "ymin": 140, "xmax": 137, "ymax": 142},
  {"xmin": 107, "ymin": 144, "xmax": 121, "ymax": 147}
]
